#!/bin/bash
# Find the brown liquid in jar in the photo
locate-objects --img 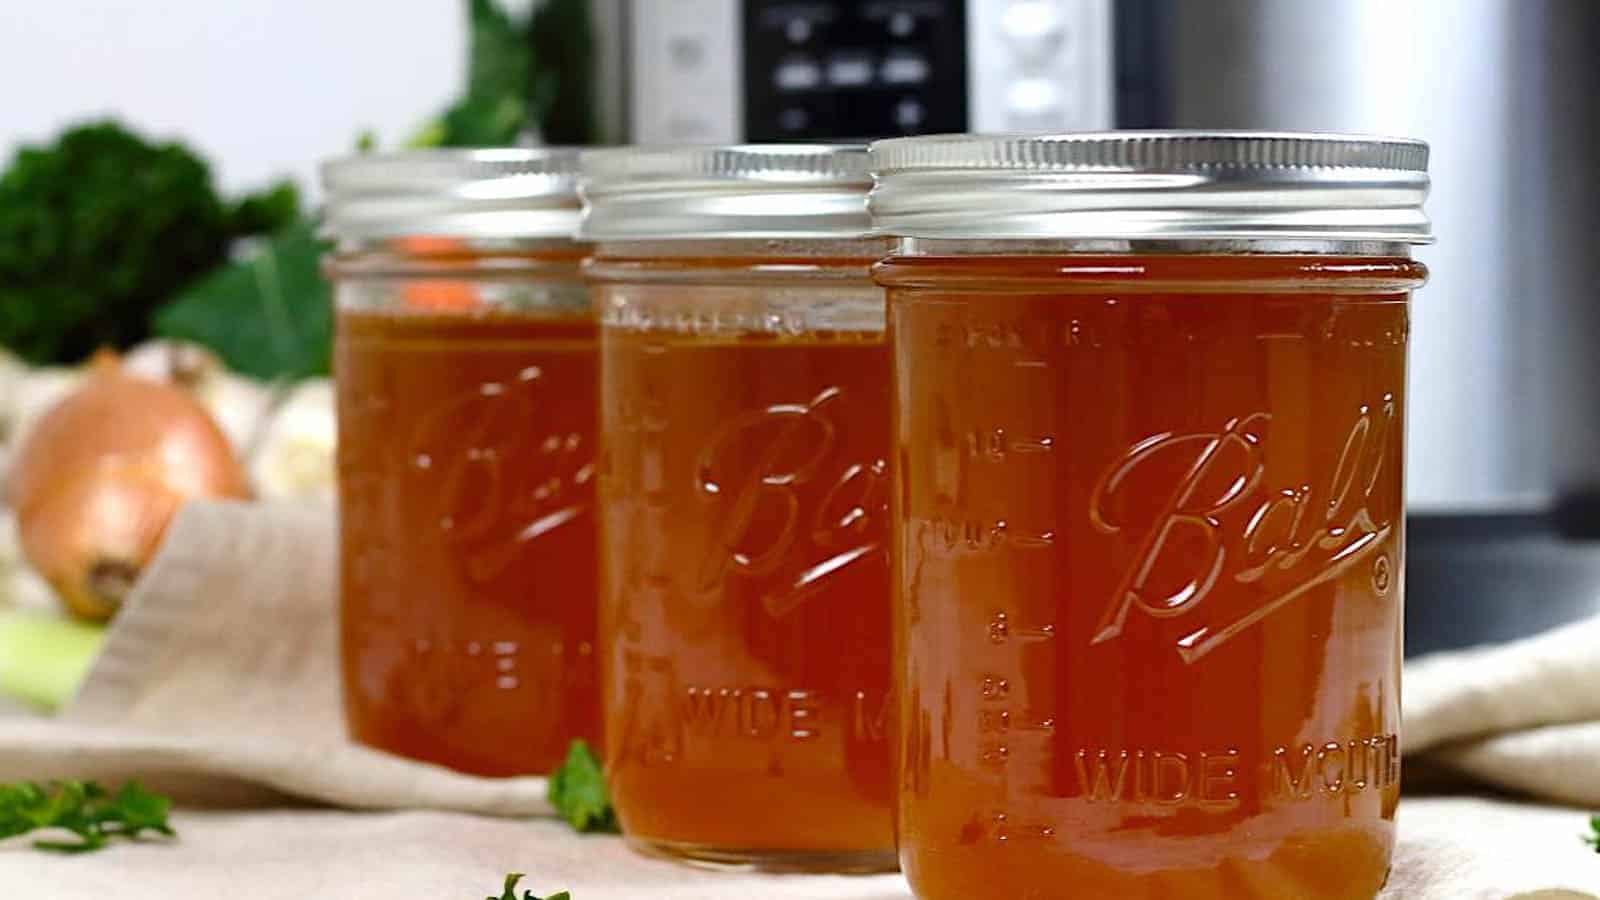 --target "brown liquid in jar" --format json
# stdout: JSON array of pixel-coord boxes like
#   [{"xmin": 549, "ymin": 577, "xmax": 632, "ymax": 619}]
[
  {"xmin": 598, "ymin": 279, "xmax": 895, "ymax": 861},
  {"xmin": 337, "ymin": 308, "xmax": 600, "ymax": 775},
  {"xmin": 883, "ymin": 254, "xmax": 1423, "ymax": 899}
]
